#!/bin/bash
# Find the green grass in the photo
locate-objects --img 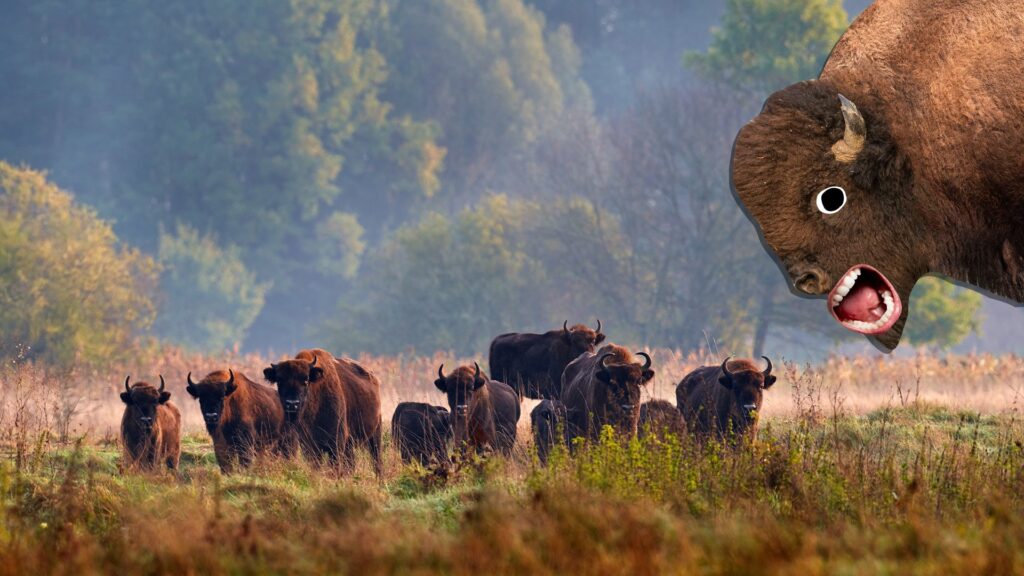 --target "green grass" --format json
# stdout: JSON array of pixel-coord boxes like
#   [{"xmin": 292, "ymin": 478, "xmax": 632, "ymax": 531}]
[{"xmin": 1, "ymin": 406, "xmax": 1023, "ymax": 574}]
